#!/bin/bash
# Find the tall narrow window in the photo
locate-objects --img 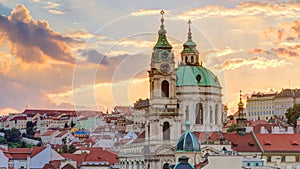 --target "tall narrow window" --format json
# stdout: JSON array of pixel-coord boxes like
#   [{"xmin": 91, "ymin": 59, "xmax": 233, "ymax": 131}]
[
  {"xmin": 185, "ymin": 105, "xmax": 189, "ymax": 121},
  {"xmin": 195, "ymin": 103, "xmax": 203, "ymax": 124},
  {"xmin": 148, "ymin": 125, "xmax": 150, "ymax": 140},
  {"xmin": 185, "ymin": 56, "xmax": 188, "ymax": 64},
  {"xmin": 163, "ymin": 122, "xmax": 170, "ymax": 140},
  {"xmin": 161, "ymin": 80, "xmax": 169, "ymax": 97},
  {"xmin": 191, "ymin": 56, "xmax": 194, "ymax": 63},
  {"xmin": 215, "ymin": 104, "xmax": 218, "ymax": 125},
  {"xmin": 210, "ymin": 106, "xmax": 213, "ymax": 124}
]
